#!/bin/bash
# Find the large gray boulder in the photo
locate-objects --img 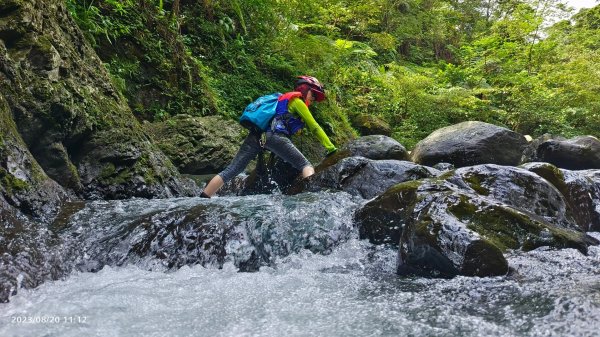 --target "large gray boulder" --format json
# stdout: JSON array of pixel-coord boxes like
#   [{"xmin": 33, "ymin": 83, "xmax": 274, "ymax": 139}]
[
  {"xmin": 522, "ymin": 162, "xmax": 600, "ymax": 232},
  {"xmin": 144, "ymin": 115, "xmax": 245, "ymax": 175},
  {"xmin": 343, "ymin": 135, "xmax": 409, "ymax": 161},
  {"xmin": 301, "ymin": 157, "xmax": 440, "ymax": 199},
  {"xmin": 536, "ymin": 136, "xmax": 600, "ymax": 170},
  {"xmin": 317, "ymin": 135, "xmax": 409, "ymax": 172},
  {"xmin": 411, "ymin": 121, "xmax": 527, "ymax": 168},
  {"xmin": 0, "ymin": 205, "xmax": 76, "ymax": 303}
]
